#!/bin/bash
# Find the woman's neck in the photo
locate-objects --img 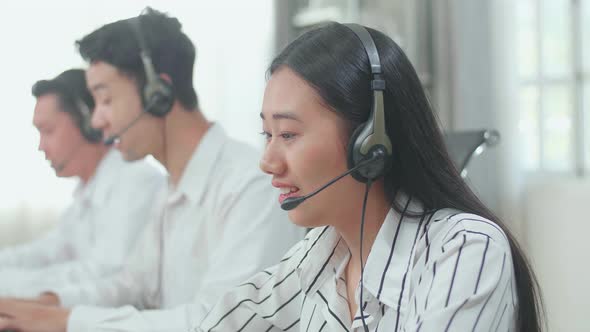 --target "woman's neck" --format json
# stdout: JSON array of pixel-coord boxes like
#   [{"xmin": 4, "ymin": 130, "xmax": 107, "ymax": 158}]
[
  {"xmin": 335, "ymin": 181, "xmax": 390, "ymax": 321},
  {"xmin": 335, "ymin": 181, "xmax": 390, "ymax": 269}
]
